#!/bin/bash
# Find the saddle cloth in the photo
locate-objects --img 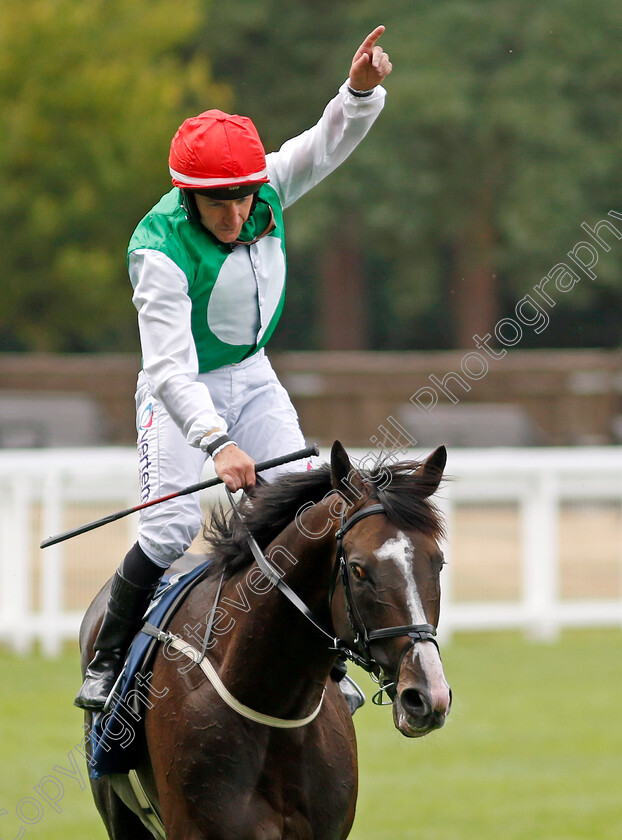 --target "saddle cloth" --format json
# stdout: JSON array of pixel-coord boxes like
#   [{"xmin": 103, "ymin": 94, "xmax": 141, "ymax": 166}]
[{"xmin": 89, "ymin": 557, "xmax": 212, "ymax": 779}]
